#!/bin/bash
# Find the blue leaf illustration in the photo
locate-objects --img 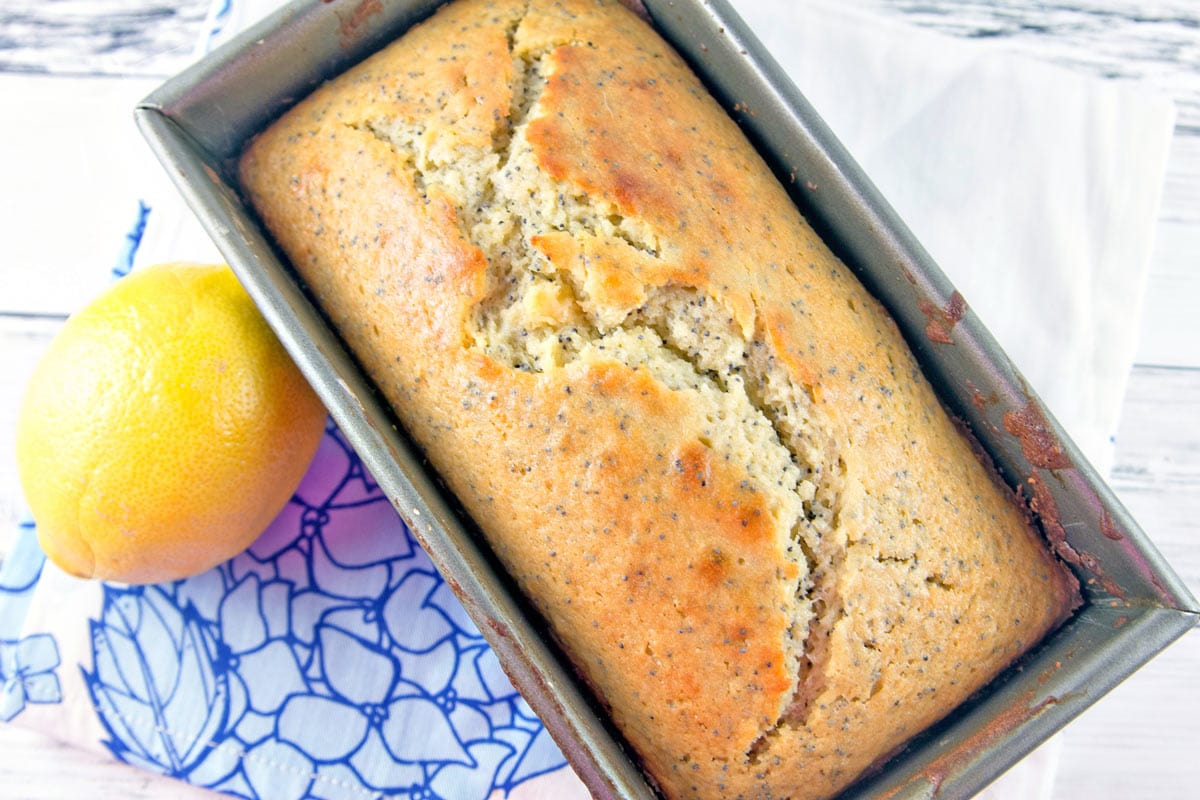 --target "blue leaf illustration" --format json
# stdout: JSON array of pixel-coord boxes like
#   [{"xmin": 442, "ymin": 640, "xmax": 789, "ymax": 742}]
[
  {"xmin": 319, "ymin": 625, "xmax": 396, "ymax": 706},
  {"xmin": 450, "ymin": 647, "xmax": 495, "ymax": 704},
  {"xmin": 222, "ymin": 660, "xmax": 249, "ymax": 737},
  {"xmin": 110, "ymin": 200, "xmax": 149, "ymax": 279},
  {"xmin": 277, "ymin": 695, "xmax": 367, "ymax": 762},
  {"xmin": 394, "ymin": 638, "xmax": 457, "ymax": 697},
  {"xmin": 219, "ymin": 575, "xmax": 267, "ymax": 654},
  {"xmin": 290, "ymin": 590, "xmax": 349, "ymax": 646},
  {"xmin": 321, "ymin": 500, "xmax": 413, "ymax": 567},
  {"xmin": 312, "ymin": 535, "xmax": 389, "ymax": 600},
  {"xmin": 234, "ymin": 706, "xmax": 275, "ymax": 748},
  {"xmin": 259, "ymin": 581, "xmax": 291, "ymax": 640},
  {"xmin": 430, "ymin": 740, "xmax": 514, "ymax": 800},
  {"xmin": 84, "ymin": 585, "xmax": 229, "ymax": 778},
  {"xmin": 320, "ymin": 605, "xmax": 379, "ymax": 644},
  {"xmin": 236, "ymin": 639, "xmax": 306, "ymax": 714},
  {"xmin": 348, "ymin": 728, "xmax": 425, "ymax": 792},
  {"xmin": 322, "ymin": 428, "xmax": 381, "ymax": 505},
  {"xmin": 478, "ymin": 699, "xmax": 514, "ymax": 730},
  {"xmin": 380, "ymin": 696, "xmax": 472, "ymax": 765},
  {"xmin": 383, "ymin": 571, "xmax": 455, "ymax": 652},
  {"xmin": 446, "ymin": 702, "xmax": 494, "ymax": 744}
]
